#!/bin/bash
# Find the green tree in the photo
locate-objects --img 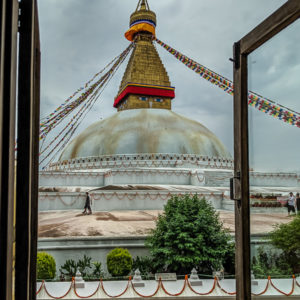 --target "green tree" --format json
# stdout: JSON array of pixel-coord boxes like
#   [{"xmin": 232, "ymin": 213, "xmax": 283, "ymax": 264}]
[
  {"xmin": 269, "ymin": 215, "xmax": 300, "ymax": 273},
  {"xmin": 146, "ymin": 195, "xmax": 234, "ymax": 274},
  {"xmin": 37, "ymin": 252, "xmax": 56, "ymax": 280}
]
